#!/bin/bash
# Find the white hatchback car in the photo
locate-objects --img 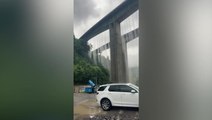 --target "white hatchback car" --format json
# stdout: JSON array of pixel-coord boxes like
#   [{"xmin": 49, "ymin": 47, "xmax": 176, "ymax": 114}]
[{"xmin": 96, "ymin": 83, "xmax": 139, "ymax": 111}]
